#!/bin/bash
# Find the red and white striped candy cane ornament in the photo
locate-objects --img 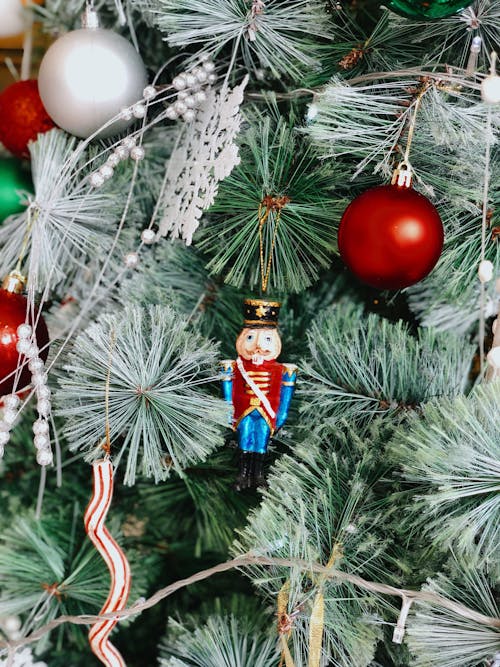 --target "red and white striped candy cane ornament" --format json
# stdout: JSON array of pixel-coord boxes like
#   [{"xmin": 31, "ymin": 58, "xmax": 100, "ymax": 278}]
[{"xmin": 84, "ymin": 458, "xmax": 131, "ymax": 667}]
